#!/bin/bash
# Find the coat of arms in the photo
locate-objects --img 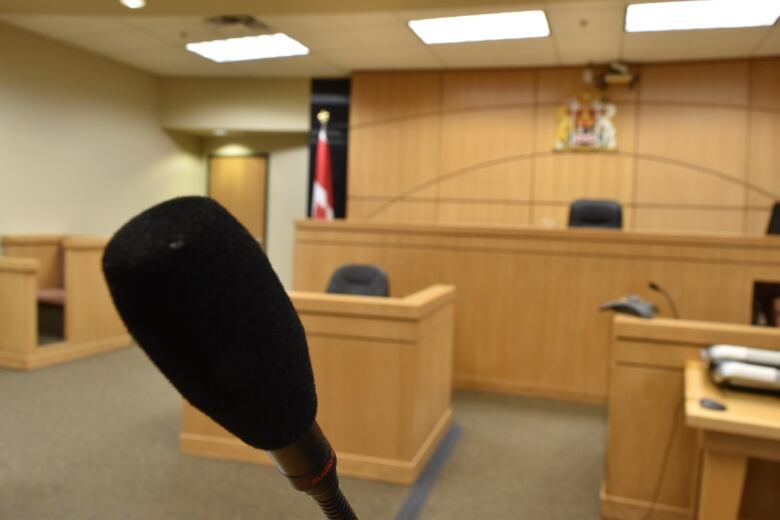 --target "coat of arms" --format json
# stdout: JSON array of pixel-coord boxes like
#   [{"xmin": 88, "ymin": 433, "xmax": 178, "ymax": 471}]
[{"xmin": 553, "ymin": 91, "xmax": 617, "ymax": 152}]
